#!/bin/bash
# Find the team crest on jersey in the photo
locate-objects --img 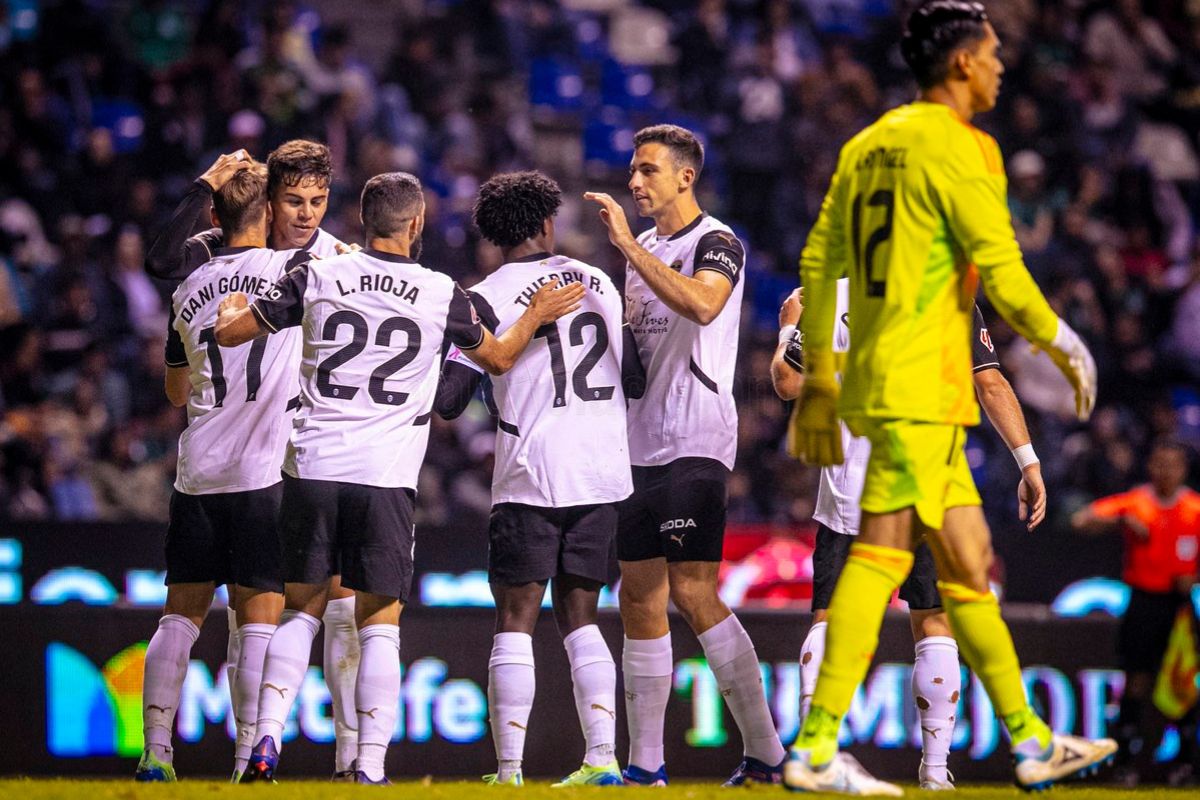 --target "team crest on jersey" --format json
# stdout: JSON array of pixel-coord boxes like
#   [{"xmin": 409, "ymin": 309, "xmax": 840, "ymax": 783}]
[{"xmin": 979, "ymin": 327, "xmax": 994, "ymax": 353}]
